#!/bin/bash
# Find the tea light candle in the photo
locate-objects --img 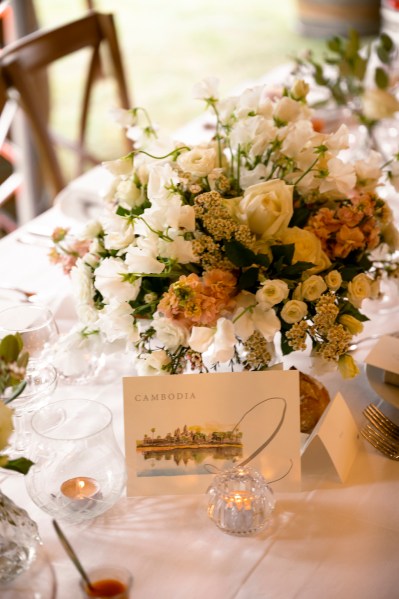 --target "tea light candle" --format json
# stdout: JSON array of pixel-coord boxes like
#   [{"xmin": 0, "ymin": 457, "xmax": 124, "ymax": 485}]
[
  {"xmin": 224, "ymin": 490, "xmax": 254, "ymax": 532},
  {"xmin": 60, "ymin": 477, "xmax": 101, "ymax": 502}
]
